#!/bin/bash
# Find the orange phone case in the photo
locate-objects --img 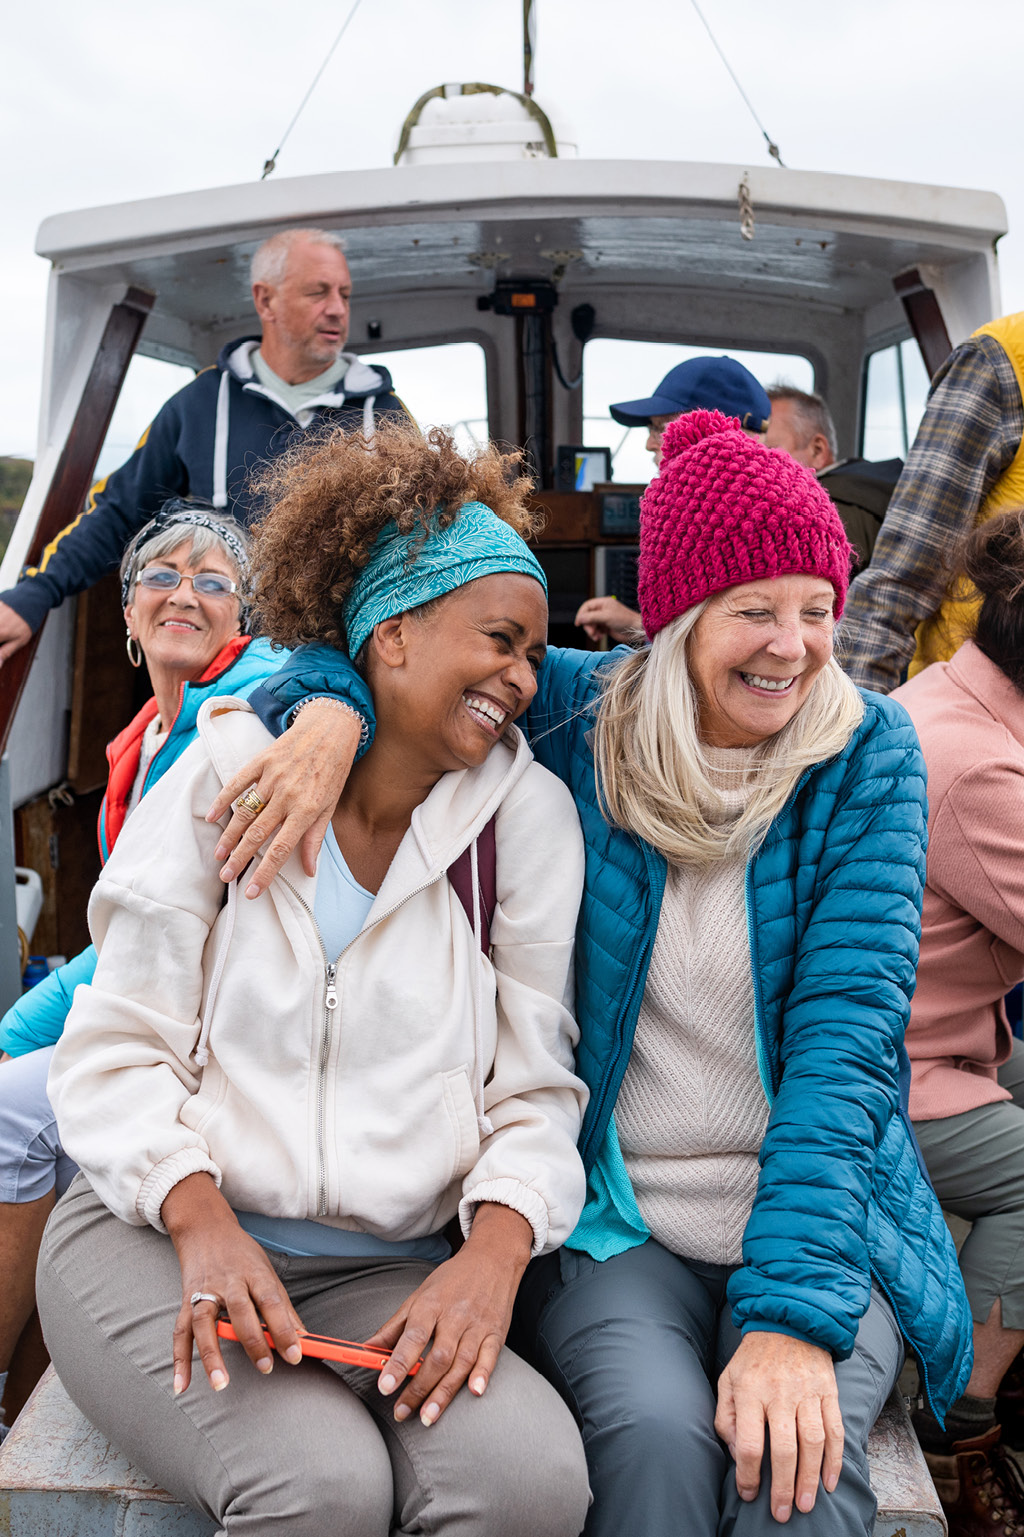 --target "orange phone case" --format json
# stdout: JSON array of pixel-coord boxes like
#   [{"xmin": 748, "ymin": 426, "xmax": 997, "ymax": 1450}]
[{"xmin": 216, "ymin": 1318, "xmax": 421, "ymax": 1374}]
